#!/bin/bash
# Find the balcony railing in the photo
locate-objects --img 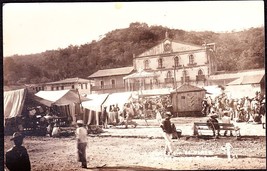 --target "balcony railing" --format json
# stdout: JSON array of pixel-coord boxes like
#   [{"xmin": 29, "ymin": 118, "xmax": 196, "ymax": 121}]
[
  {"xmin": 196, "ymin": 75, "xmax": 206, "ymax": 81},
  {"xmin": 164, "ymin": 78, "xmax": 174, "ymax": 84},
  {"xmin": 187, "ymin": 63, "xmax": 197, "ymax": 67},
  {"xmin": 181, "ymin": 76, "xmax": 190, "ymax": 84},
  {"xmin": 91, "ymin": 84, "xmax": 125, "ymax": 91}
]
